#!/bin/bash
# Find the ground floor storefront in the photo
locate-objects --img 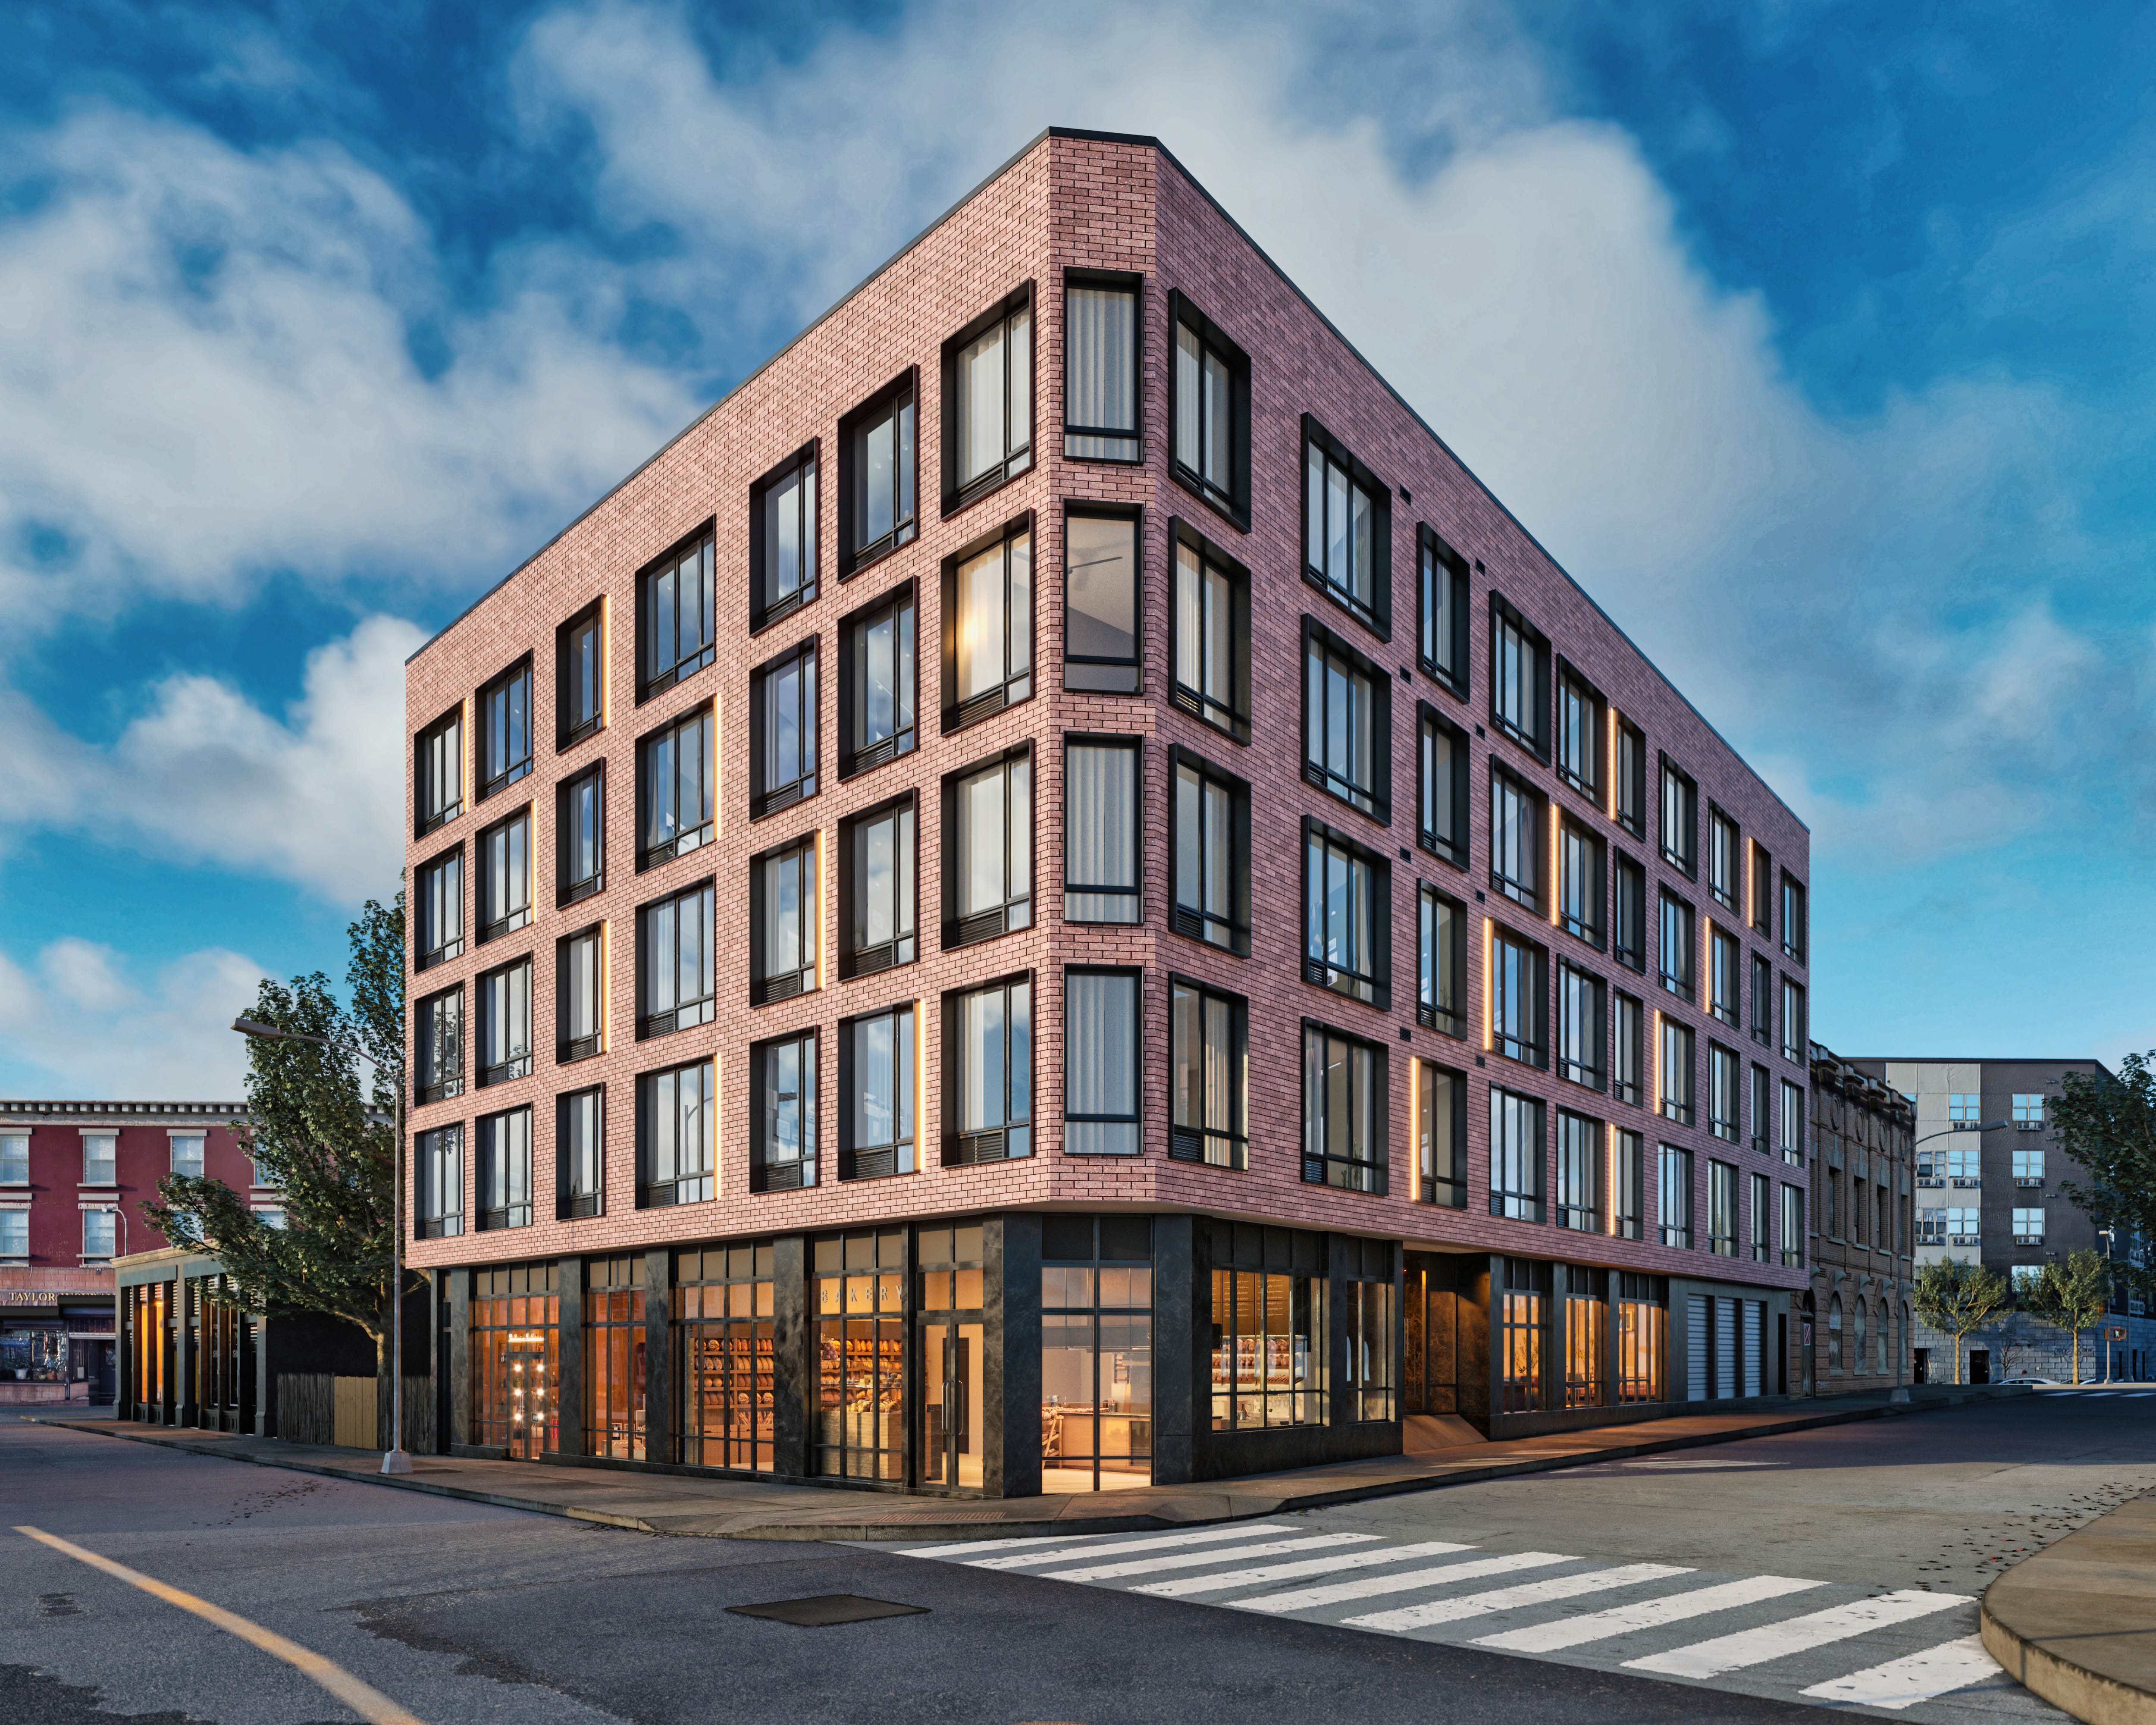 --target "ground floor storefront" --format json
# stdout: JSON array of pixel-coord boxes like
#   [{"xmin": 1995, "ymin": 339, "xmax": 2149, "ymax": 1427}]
[
  {"xmin": 0, "ymin": 1279, "xmax": 114, "ymax": 1405},
  {"xmin": 430, "ymin": 1212, "xmax": 1795, "ymax": 1496}
]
